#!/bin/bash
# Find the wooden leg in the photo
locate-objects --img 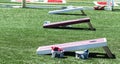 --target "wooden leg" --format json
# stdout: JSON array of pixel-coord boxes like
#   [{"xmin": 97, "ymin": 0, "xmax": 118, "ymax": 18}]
[
  {"xmin": 87, "ymin": 22, "xmax": 94, "ymax": 30},
  {"xmin": 103, "ymin": 46, "xmax": 113, "ymax": 58},
  {"xmin": 81, "ymin": 10, "xmax": 85, "ymax": 15},
  {"xmin": 22, "ymin": 0, "xmax": 26, "ymax": 8}
]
